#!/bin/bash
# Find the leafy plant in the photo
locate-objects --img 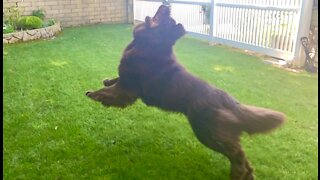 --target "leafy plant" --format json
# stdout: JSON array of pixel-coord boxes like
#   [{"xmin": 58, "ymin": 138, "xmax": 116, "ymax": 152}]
[
  {"xmin": 3, "ymin": 23, "xmax": 15, "ymax": 34},
  {"xmin": 32, "ymin": 9, "xmax": 46, "ymax": 20},
  {"xmin": 42, "ymin": 19, "xmax": 55, "ymax": 28},
  {"xmin": 47, "ymin": 19, "xmax": 55, "ymax": 26},
  {"xmin": 17, "ymin": 16, "xmax": 43, "ymax": 30},
  {"xmin": 3, "ymin": 5, "xmax": 23, "ymax": 30}
]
